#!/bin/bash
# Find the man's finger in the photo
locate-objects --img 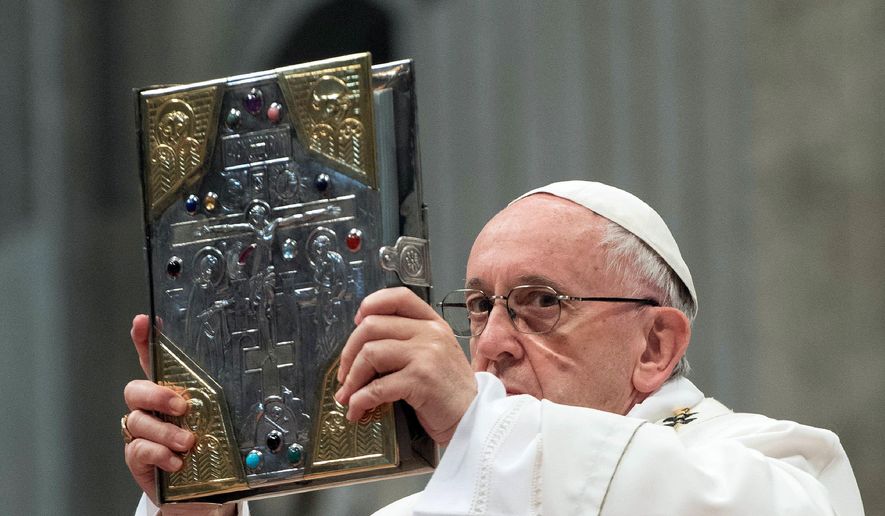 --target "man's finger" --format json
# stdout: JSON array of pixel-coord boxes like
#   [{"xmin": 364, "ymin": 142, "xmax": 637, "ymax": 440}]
[
  {"xmin": 125, "ymin": 438, "xmax": 185, "ymax": 474},
  {"xmin": 126, "ymin": 409, "xmax": 195, "ymax": 453},
  {"xmin": 353, "ymin": 287, "xmax": 438, "ymax": 325},
  {"xmin": 336, "ymin": 338, "xmax": 412, "ymax": 405},
  {"xmin": 131, "ymin": 314, "xmax": 151, "ymax": 378},
  {"xmin": 124, "ymin": 379, "xmax": 189, "ymax": 415},
  {"xmin": 345, "ymin": 372, "xmax": 416, "ymax": 422},
  {"xmin": 338, "ymin": 314, "xmax": 426, "ymax": 383}
]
